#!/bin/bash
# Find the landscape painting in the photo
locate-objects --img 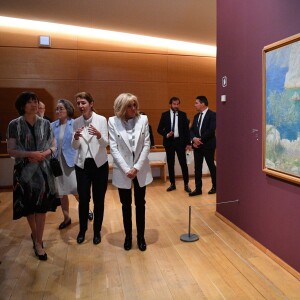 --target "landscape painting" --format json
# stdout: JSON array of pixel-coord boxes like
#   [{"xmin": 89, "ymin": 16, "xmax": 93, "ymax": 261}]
[{"xmin": 263, "ymin": 34, "xmax": 300, "ymax": 184}]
